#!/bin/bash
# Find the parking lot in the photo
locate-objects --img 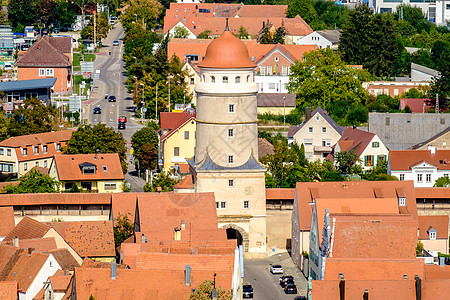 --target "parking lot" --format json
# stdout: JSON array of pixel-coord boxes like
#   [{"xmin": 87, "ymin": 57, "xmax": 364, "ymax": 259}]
[{"xmin": 244, "ymin": 251, "xmax": 307, "ymax": 299}]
